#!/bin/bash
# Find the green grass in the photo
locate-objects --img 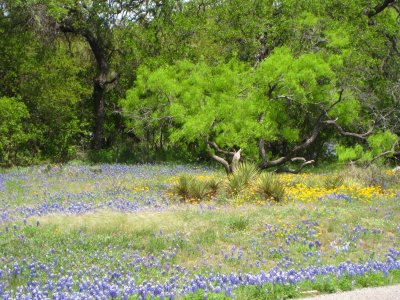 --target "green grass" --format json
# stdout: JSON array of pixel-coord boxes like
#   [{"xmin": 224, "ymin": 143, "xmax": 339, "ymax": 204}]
[
  {"xmin": 1, "ymin": 164, "xmax": 400, "ymax": 299},
  {"xmin": 2, "ymin": 198, "xmax": 398, "ymax": 277}
]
